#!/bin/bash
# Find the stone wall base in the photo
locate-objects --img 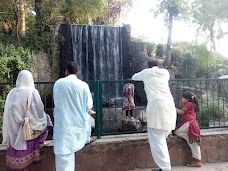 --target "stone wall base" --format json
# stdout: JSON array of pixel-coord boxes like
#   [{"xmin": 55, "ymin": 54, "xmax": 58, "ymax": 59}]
[{"xmin": 0, "ymin": 128, "xmax": 227, "ymax": 171}]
